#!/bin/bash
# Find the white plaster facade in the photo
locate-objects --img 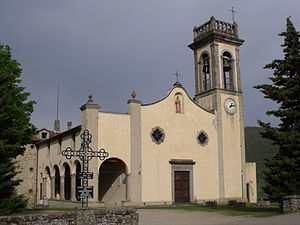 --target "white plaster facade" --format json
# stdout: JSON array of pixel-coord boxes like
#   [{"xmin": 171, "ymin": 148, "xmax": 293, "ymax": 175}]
[{"xmin": 34, "ymin": 17, "xmax": 257, "ymax": 207}]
